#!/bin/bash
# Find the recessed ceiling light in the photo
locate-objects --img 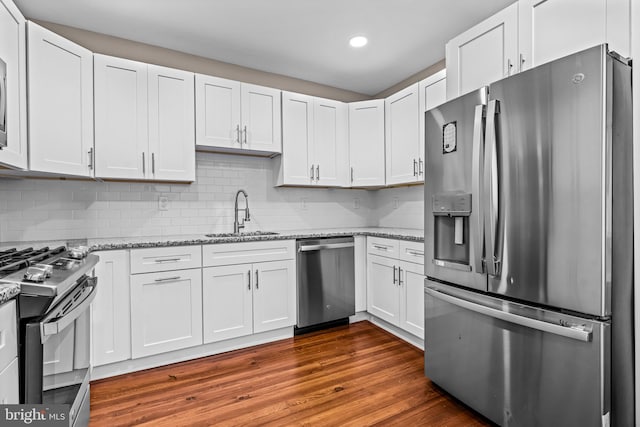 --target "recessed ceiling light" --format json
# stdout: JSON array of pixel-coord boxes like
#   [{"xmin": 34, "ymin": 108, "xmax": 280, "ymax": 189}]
[{"xmin": 349, "ymin": 36, "xmax": 368, "ymax": 48}]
